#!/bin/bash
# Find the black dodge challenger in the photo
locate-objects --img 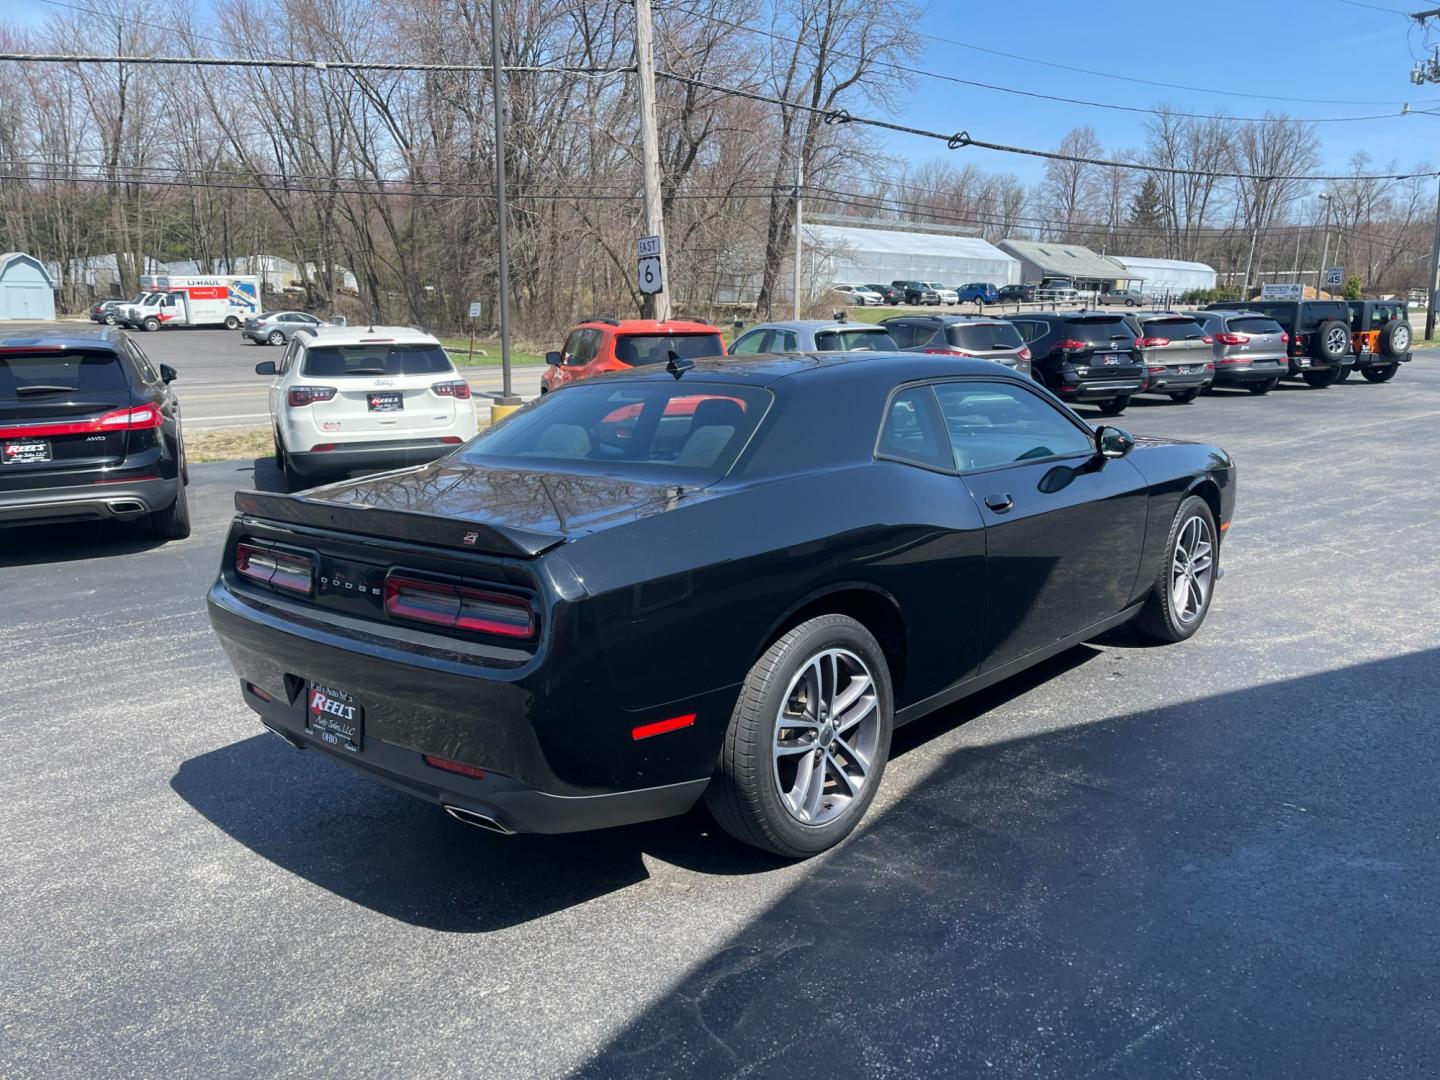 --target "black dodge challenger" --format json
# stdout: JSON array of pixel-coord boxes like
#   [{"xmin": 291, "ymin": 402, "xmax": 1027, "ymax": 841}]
[{"xmin": 207, "ymin": 354, "xmax": 1235, "ymax": 857}]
